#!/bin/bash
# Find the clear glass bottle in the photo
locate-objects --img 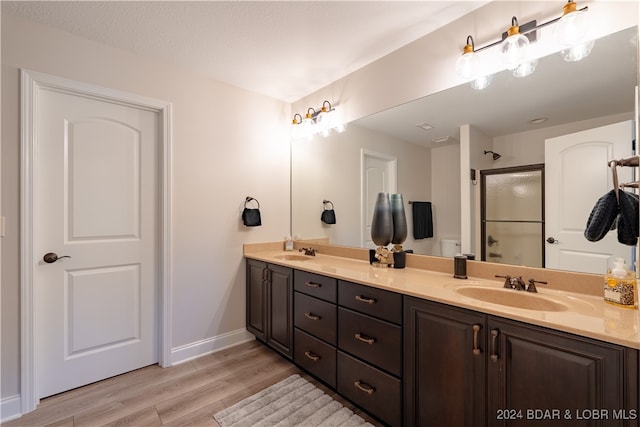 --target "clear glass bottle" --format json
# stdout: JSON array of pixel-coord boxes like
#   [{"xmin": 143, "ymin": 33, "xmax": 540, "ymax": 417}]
[{"xmin": 603, "ymin": 258, "xmax": 637, "ymax": 309}]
